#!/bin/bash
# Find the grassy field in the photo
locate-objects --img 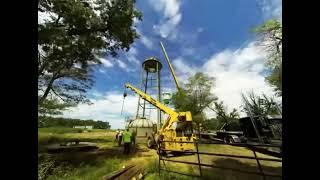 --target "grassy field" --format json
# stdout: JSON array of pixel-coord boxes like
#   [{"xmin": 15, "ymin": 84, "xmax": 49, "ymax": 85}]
[
  {"xmin": 152, "ymin": 144, "xmax": 280, "ymax": 180},
  {"xmin": 144, "ymin": 144, "xmax": 281, "ymax": 180},
  {"xmin": 39, "ymin": 128, "xmax": 118, "ymax": 180},
  {"xmin": 38, "ymin": 128, "xmax": 281, "ymax": 180}
]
